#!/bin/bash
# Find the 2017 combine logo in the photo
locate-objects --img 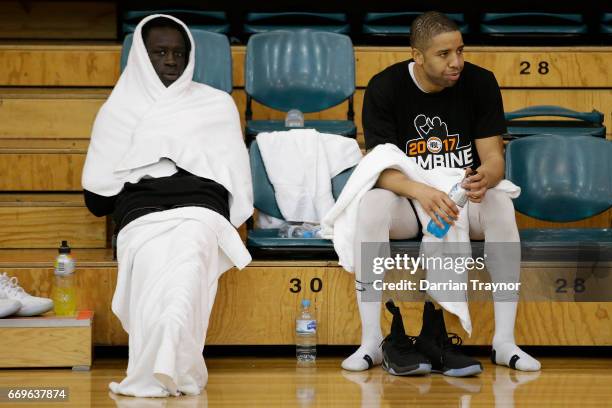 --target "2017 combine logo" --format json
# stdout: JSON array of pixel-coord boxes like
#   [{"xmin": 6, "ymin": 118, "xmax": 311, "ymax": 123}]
[
  {"xmin": 426, "ymin": 137, "xmax": 443, "ymax": 154},
  {"xmin": 405, "ymin": 114, "xmax": 473, "ymax": 170}
]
